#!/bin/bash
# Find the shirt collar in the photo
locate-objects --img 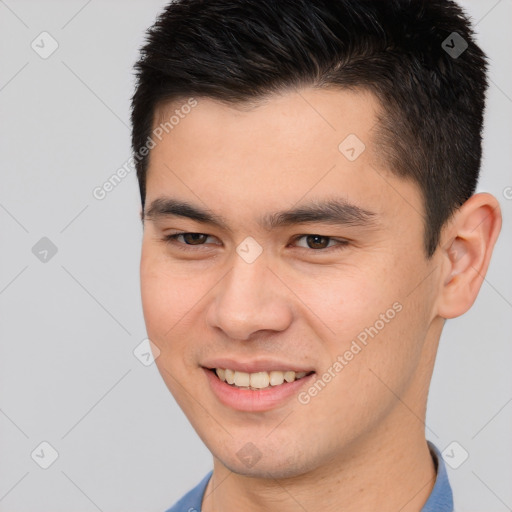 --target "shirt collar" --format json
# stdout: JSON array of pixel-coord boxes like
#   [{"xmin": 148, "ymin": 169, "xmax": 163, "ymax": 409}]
[{"xmin": 421, "ymin": 441, "xmax": 454, "ymax": 512}]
